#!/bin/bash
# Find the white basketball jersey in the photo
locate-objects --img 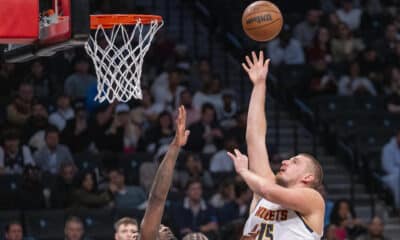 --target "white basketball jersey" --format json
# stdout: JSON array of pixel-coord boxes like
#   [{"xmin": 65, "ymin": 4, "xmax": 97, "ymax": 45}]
[{"xmin": 241, "ymin": 198, "xmax": 322, "ymax": 240}]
